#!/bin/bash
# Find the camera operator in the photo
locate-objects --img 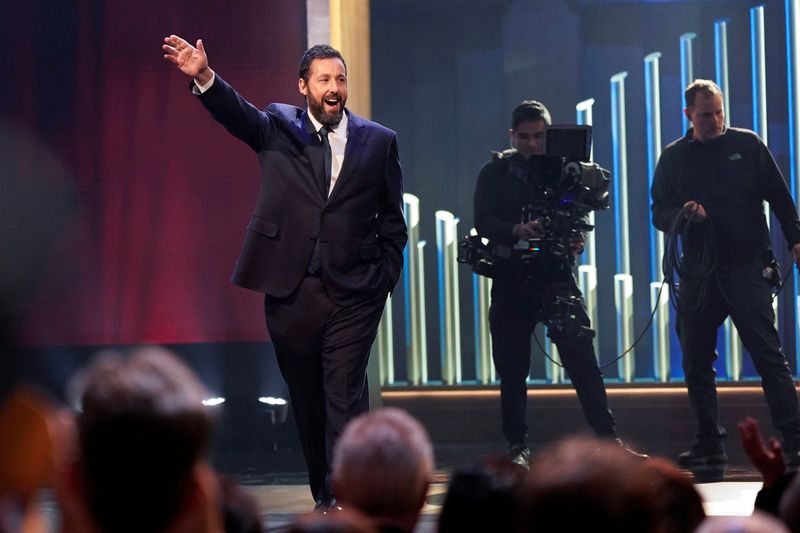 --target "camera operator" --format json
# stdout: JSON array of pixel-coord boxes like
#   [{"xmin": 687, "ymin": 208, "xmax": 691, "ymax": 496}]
[
  {"xmin": 651, "ymin": 80, "xmax": 800, "ymax": 468},
  {"xmin": 474, "ymin": 100, "xmax": 644, "ymax": 467}
]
